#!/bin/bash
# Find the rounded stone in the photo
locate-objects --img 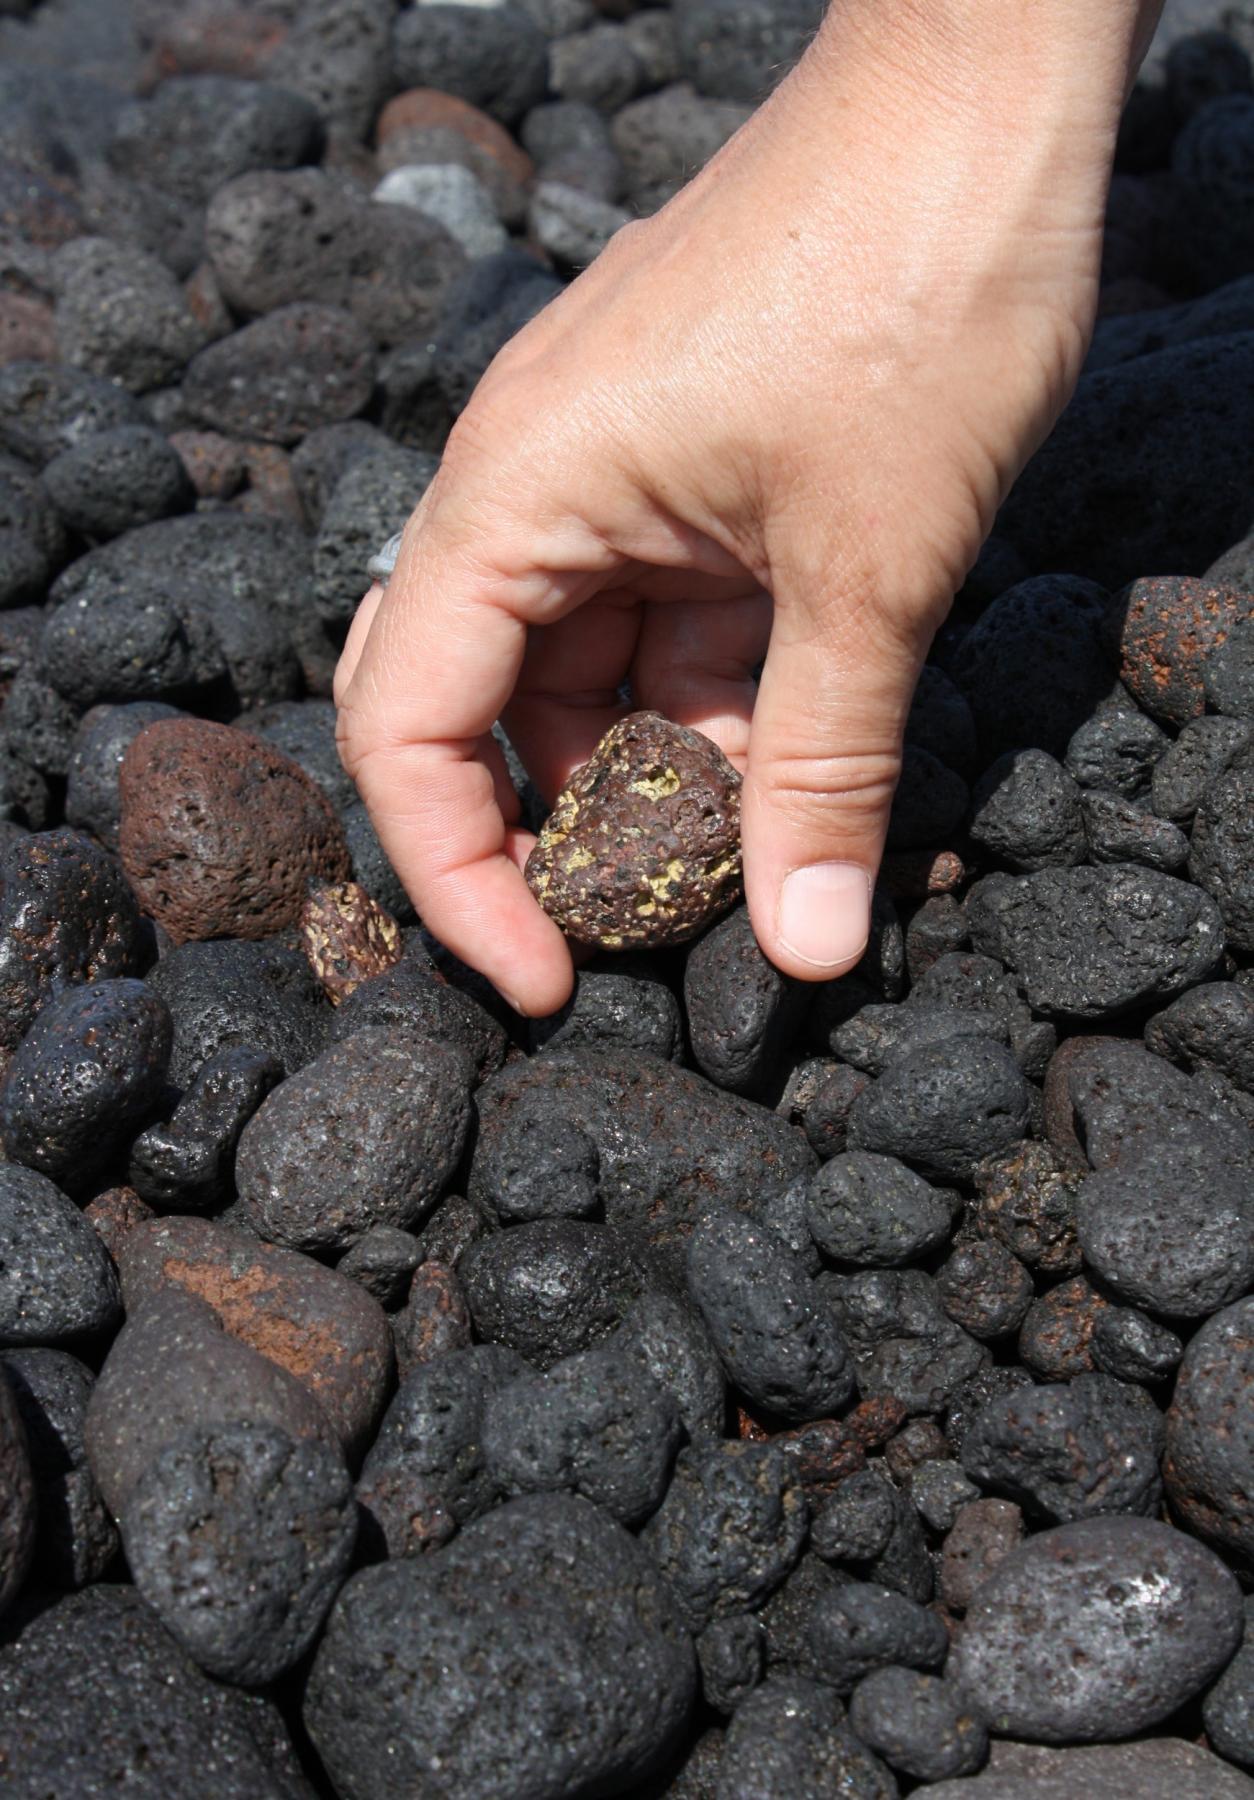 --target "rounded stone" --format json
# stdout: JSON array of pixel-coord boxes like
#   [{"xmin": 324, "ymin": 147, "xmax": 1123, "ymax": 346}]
[
  {"xmin": 183, "ymin": 303, "xmax": 375, "ymax": 445},
  {"xmin": 120, "ymin": 1421, "xmax": 356, "ymax": 1686},
  {"xmin": 0, "ymin": 1165, "xmax": 121, "ymax": 1349},
  {"xmin": 800, "ymin": 1152, "xmax": 956, "ymax": 1267},
  {"xmin": 969, "ymin": 749, "xmax": 1087, "ymax": 872},
  {"xmin": 849, "ymin": 1667, "xmax": 988, "ymax": 1782},
  {"xmin": 1163, "ymin": 1297, "xmax": 1254, "ymax": 1568},
  {"xmin": 235, "ymin": 1029, "xmax": 471, "ymax": 1253},
  {"xmin": 1191, "ymin": 762, "xmax": 1254, "ymax": 953},
  {"xmin": 43, "ymin": 425, "xmax": 193, "ymax": 540},
  {"xmin": 686, "ymin": 1210, "xmax": 854, "ymax": 1423},
  {"xmin": 305, "ymin": 1493, "xmax": 697, "ymax": 1800},
  {"xmin": 1110, "ymin": 575, "xmax": 1254, "ymax": 727},
  {"xmin": 0, "ymin": 1367, "xmax": 34, "ymax": 1620},
  {"xmin": 119, "ymin": 718, "xmax": 351, "ymax": 944},
  {"xmin": 147, "ymin": 937, "xmax": 329, "ymax": 1087},
  {"xmin": 0, "ymin": 978, "xmax": 171, "ymax": 1194},
  {"xmin": 846, "ymin": 1037, "xmax": 1031, "ymax": 1181},
  {"xmin": 950, "ymin": 1516, "xmax": 1244, "ymax": 1742},
  {"xmin": 683, "ymin": 903, "xmax": 809, "ymax": 1097},
  {"xmin": 0, "ymin": 1348, "xmax": 115, "ymax": 1588}
]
